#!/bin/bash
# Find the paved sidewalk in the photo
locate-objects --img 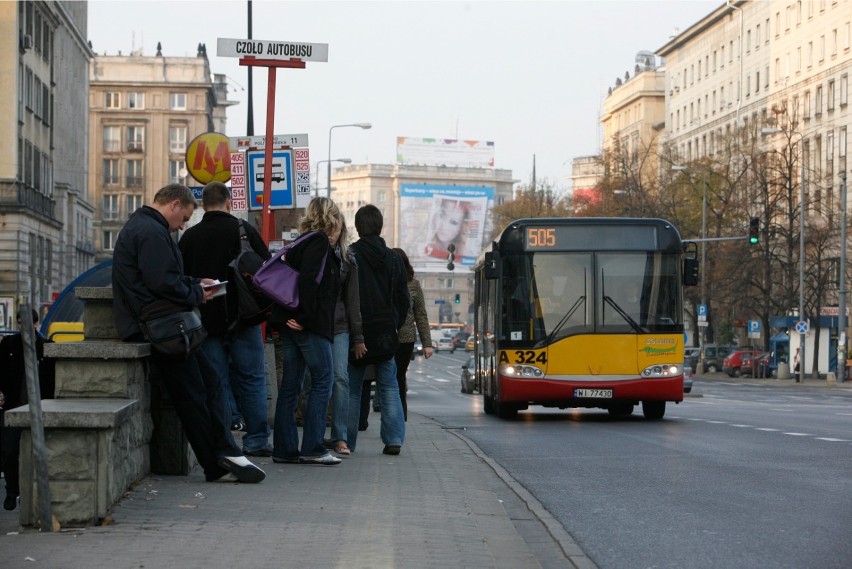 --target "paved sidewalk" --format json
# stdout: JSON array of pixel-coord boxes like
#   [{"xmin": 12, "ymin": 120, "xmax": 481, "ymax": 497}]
[
  {"xmin": 0, "ymin": 414, "xmax": 594, "ymax": 569},
  {"xmin": 695, "ymin": 371, "xmax": 852, "ymax": 389}
]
